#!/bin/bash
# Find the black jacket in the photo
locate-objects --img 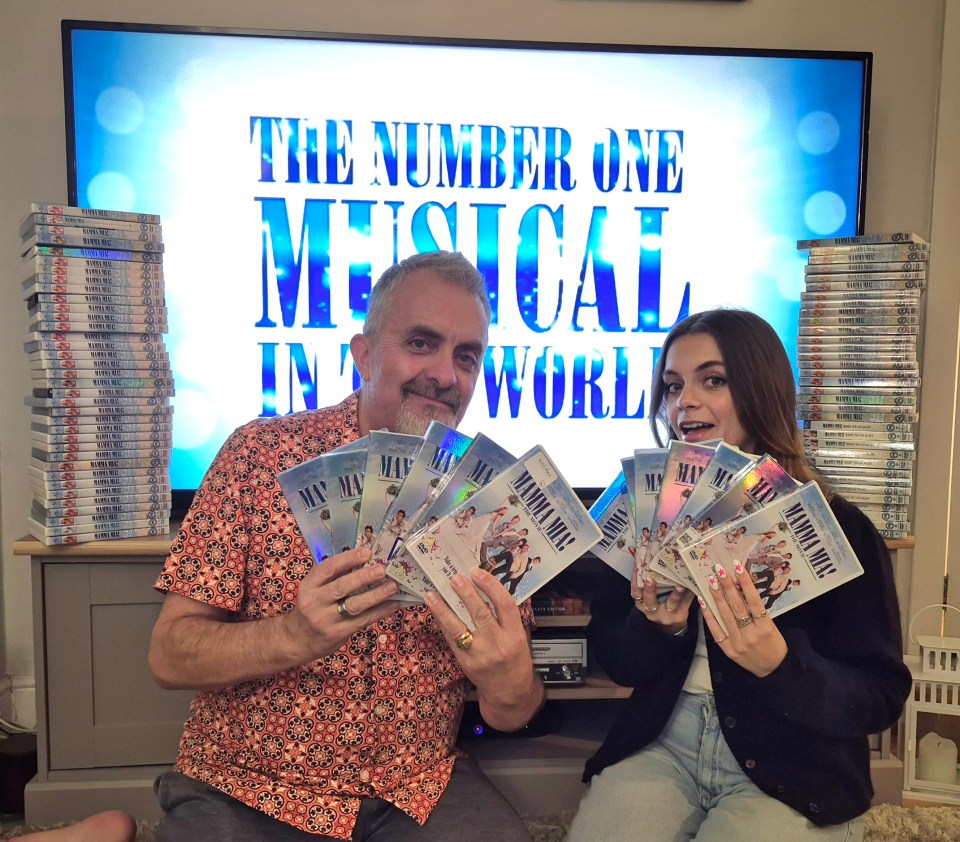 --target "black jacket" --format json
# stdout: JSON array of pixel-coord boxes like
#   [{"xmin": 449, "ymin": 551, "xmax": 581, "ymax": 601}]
[{"xmin": 583, "ymin": 496, "xmax": 912, "ymax": 827}]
